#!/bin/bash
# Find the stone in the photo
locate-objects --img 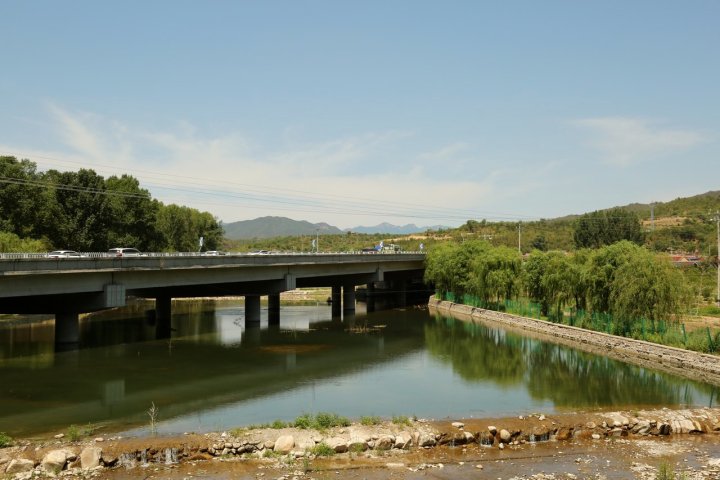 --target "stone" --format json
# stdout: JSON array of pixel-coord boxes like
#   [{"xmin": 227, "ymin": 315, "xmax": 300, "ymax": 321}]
[
  {"xmin": 478, "ymin": 431, "xmax": 494, "ymax": 446},
  {"xmin": 538, "ymin": 415, "xmax": 546, "ymax": 421},
  {"xmin": 488, "ymin": 426, "xmax": 497, "ymax": 436},
  {"xmin": 348, "ymin": 438, "xmax": 368, "ymax": 452},
  {"xmin": 591, "ymin": 433, "xmax": 601, "ymax": 440},
  {"xmin": 659, "ymin": 423, "xmax": 672, "ymax": 435},
  {"xmin": 325, "ymin": 437, "xmax": 348, "ymax": 453},
  {"xmin": 499, "ymin": 429, "xmax": 512, "ymax": 443},
  {"xmin": 586, "ymin": 421, "xmax": 597, "ymax": 429},
  {"xmin": 394, "ymin": 433, "xmax": 412, "ymax": 449},
  {"xmin": 556, "ymin": 427, "xmax": 573, "ymax": 441},
  {"xmin": 42, "ymin": 449, "xmax": 69, "ymax": 473},
  {"xmin": 498, "ymin": 442, "xmax": 505, "ymax": 450},
  {"xmin": 452, "ymin": 422, "xmax": 464, "ymax": 429},
  {"xmin": 274, "ymin": 435, "xmax": 294, "ymax": 453},
  {"xmin": 418, "ymin": 433, "xmax": 436, "ymax": 447},
  {"xmin": 264, "ymin": 440, "xmax": 275, "ymax": 450},
  {"xmin": 375, "ymin": 435, "xmax": 395, "ymax": 450},
  {"xmin": 5, "ymin": 458, "xmax": 35, "ymax": 474},
  {"xmin": 80, "ymin": 447, "xmax": 102, "ymax": 469},
  {"xmin": 101, "ymin": 453, "xmax": 117, "ymax": 466},
  {"xmin": 463, "ymin": 431, "xmax": 475, "ymax": 444}
]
